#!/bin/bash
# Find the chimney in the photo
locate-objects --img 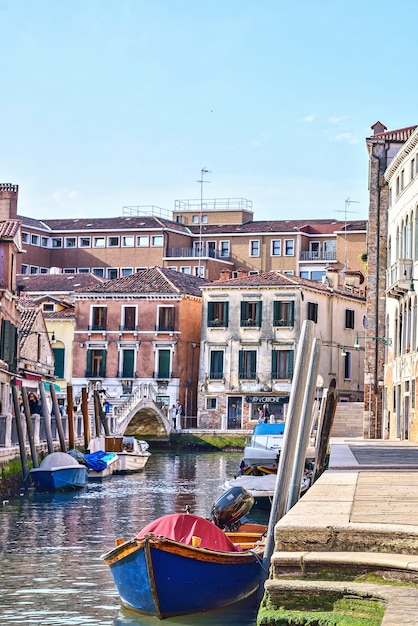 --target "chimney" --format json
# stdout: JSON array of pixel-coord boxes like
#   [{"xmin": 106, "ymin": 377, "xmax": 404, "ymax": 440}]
[
  {"xmin": 371, "ymin": 121, "xmax": 387, "ymax": 136},
  {"xmin": 0, "ymin": 183, "xmax": 18, "ymax": 219},
  {"xmin": 219, "ymin": 268, "xmax": 232, "ymax": 282},
  {"xmin": 236, "ymin": 267, "xmax": 249, "ymax": 278}
]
